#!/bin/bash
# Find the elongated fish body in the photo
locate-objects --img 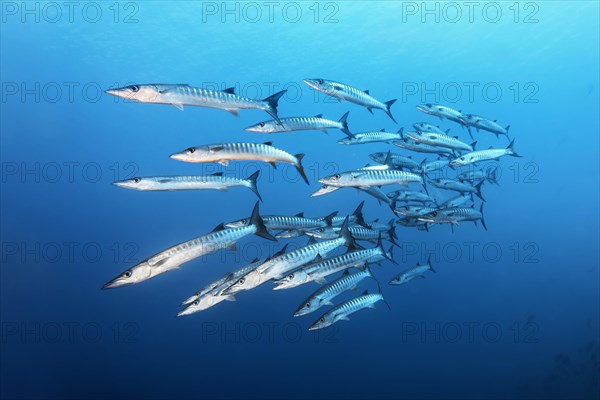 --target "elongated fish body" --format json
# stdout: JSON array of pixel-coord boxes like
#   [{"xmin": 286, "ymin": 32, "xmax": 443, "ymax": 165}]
[
  {"xmin": 113, "ymin": 172, "xmax": 262, "ymax": 200},
  {"xmin": 386, "ymin": 190, "xmax": 433, "ymax": 203},
  {"xmin": 389, "ymin": 260, "xmax": 436, "ymax": 285},
  {"xmin": 309, "ymin": 292, "xmax": 384, "ymax": 330},
  {"xmin": 338, "ymin": 130, "xmax": 402, "ymax": 145},
  {"xmin": 303, "ymin": 78, "xmax": 397, "ymax": 123},
  {"xmin": 101, "ymin": 203, "xmax": 275, "ymax": 289},
  {"xmin": 416, "ymin": 104, "xmax": 465, "ymax": 126},
  {"xmin": 369, "ymin": 152, "xmax": 419, "ymax": 170},
  {"xmin": 223, "ymin": 220, "xmax": 353, "ymax": 294},
  {"xmin": 458, "ymin": 167, "xmax": 498, "ymax": 184},
  {"xmin": 306, "ymin": 226, "xmax": 394, "ymax": 244},
  {"xmin": 396, "ymin": 217, "xmax": 430, "ymax": 230},
  {"xmin": 170, "ymin": 142, "xmax": 309, "ymax": 184},
  {"xmin": 294, "ymin": 268, "xmax": 375, "ymax": 317},
  {"xmin": 440, "ymin": 193, "xmax": 472, "ymax": 209},
  {"xmin": 461, "ymin": 114, "xmax": 510, "ymax": 138},
  {"xmin": 428, "ymin": 179, "xmax": 483, "ymax": 200},
  {"xmin": 420, "ymin": 204, "xmax": 486, "ymax": 230},
  {"xmin": 413, "ymin": 122, "xmax": 449, "ymax": 134},
  {"xmin": 319, "ymin": 168, "xmax": 422, "ymax": 188},
  {"xmin": 392, "ymin": 205, "xmax": 438, "ymax": 218},
  {"xmin": 177, "ymin": 259, "xmax": 264, "ymax": 316},
  {"xmin": 105, "ymin": 84, "xmax": 286, "ymax": 121},
  {"xmin": 405, "ymin": 131, "xmax": 474, "ymax": 152},
  {"xmin": 419, "ymin": 159, "xmax": 451, "ymax": 174},
  {"xmin": 245, "ymin": 112, "xmax": 352, "ymax": 137},
  {"xmin": 226, "ymin": 212, "xmax": 335, "ymax": 231},
  {"xmin": 306, "ymin": 246, "xmax": 390, "ymax": 283},
  {"xmin": 450, "ymin": 140, "xmax": 521, "ymax": 166},
  {"xmin": 393, "ymin": 138, "xmax": 455, "ymax": 155}
]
